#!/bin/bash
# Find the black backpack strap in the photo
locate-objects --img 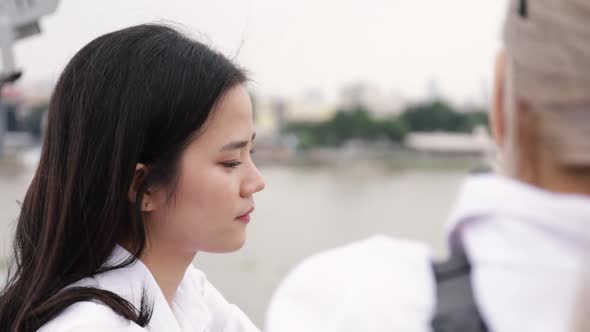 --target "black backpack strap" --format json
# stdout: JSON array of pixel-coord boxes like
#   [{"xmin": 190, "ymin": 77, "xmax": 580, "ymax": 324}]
[{"xmin": 431, "ymin": 251, "xmax": 489, "ymax": 332}]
